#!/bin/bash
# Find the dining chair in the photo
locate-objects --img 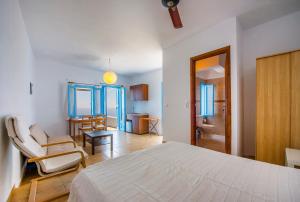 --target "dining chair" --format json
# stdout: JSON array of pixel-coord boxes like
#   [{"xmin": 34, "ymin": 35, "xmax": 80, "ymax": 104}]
[
  {"xmin": 93, "ymin": 115, "xmax": 107, "ymax": 131},
  {"xmin": 78, "ymin": 115, "xmax": 93, "ymax": 137}
]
